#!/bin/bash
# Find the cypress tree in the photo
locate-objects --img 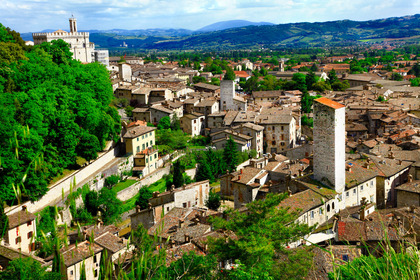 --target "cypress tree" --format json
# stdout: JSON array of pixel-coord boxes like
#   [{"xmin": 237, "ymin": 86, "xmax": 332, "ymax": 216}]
[
  {"xmin": 172, "ymin": 160, "xmax": 185, "ymax": 188},
  {"xmin": 223, "ymin": 137, "xmax": 238, "ymax": 172},
  {"xmin": 196, "ymin": 158, "xmax": 214, "ymax": 183}
]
